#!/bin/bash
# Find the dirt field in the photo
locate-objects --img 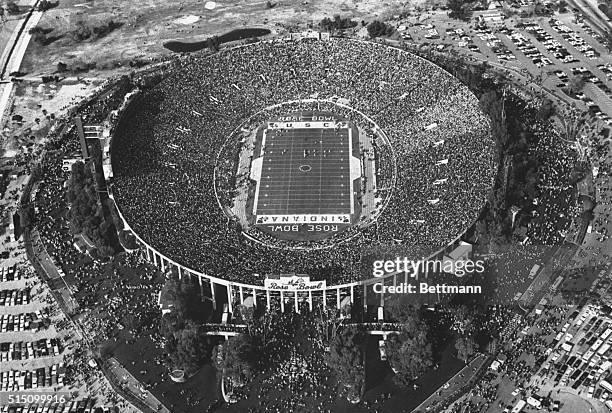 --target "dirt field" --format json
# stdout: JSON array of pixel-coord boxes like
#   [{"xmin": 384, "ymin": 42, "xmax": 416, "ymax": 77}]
[
  {"xmin": 18, "ymin": 0, "xmax": 444, "ymax": 76},
  {"xmin": 1, "ymin": 79, "xmax": 101, "ymax": 156}
]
